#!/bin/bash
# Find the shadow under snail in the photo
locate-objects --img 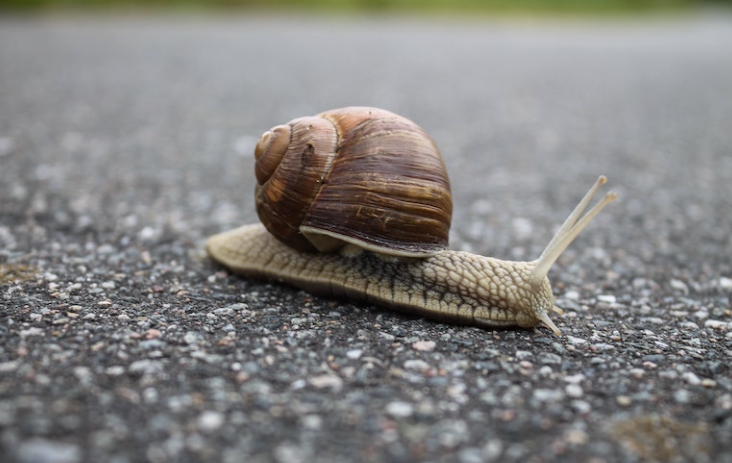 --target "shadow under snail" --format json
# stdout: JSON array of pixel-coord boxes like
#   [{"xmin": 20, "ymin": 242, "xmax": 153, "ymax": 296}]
[{"xmin": 206, "ymin": 107, "xmax": 617, "ymax": 336}]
